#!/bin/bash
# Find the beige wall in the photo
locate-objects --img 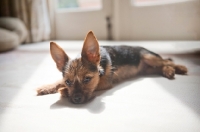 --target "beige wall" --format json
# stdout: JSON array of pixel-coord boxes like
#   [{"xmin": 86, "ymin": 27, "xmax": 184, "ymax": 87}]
[
  {"xmin": 55, "ymin": 10, "xmax": 107, "ymax": 40},
  {"xmin": 114, "ymin": 0, "xmax": 200, "ymax": 40}
]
